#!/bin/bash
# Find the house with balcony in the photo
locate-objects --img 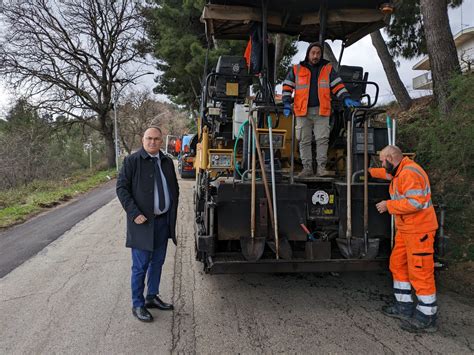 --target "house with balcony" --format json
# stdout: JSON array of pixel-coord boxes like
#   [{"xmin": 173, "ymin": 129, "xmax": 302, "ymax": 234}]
[{"xmin": 412, "ymin": 26, "xmax": 474, "ymax": 90}]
